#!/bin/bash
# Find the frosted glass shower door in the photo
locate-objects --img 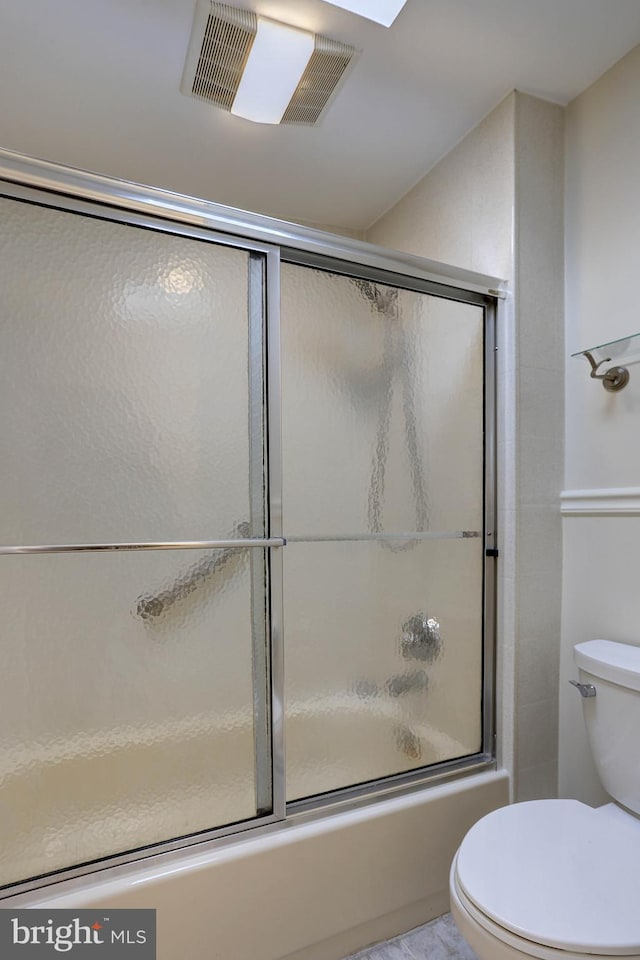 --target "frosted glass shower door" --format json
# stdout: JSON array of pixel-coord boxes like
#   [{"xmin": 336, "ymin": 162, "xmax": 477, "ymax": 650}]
[
  {"xmin": 280, "ymin": 264, "xmax": 486, "ymax": 801},
  {"xmin": 0, "ymin": 196, "xmax": 274, "ymax": 888}
]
